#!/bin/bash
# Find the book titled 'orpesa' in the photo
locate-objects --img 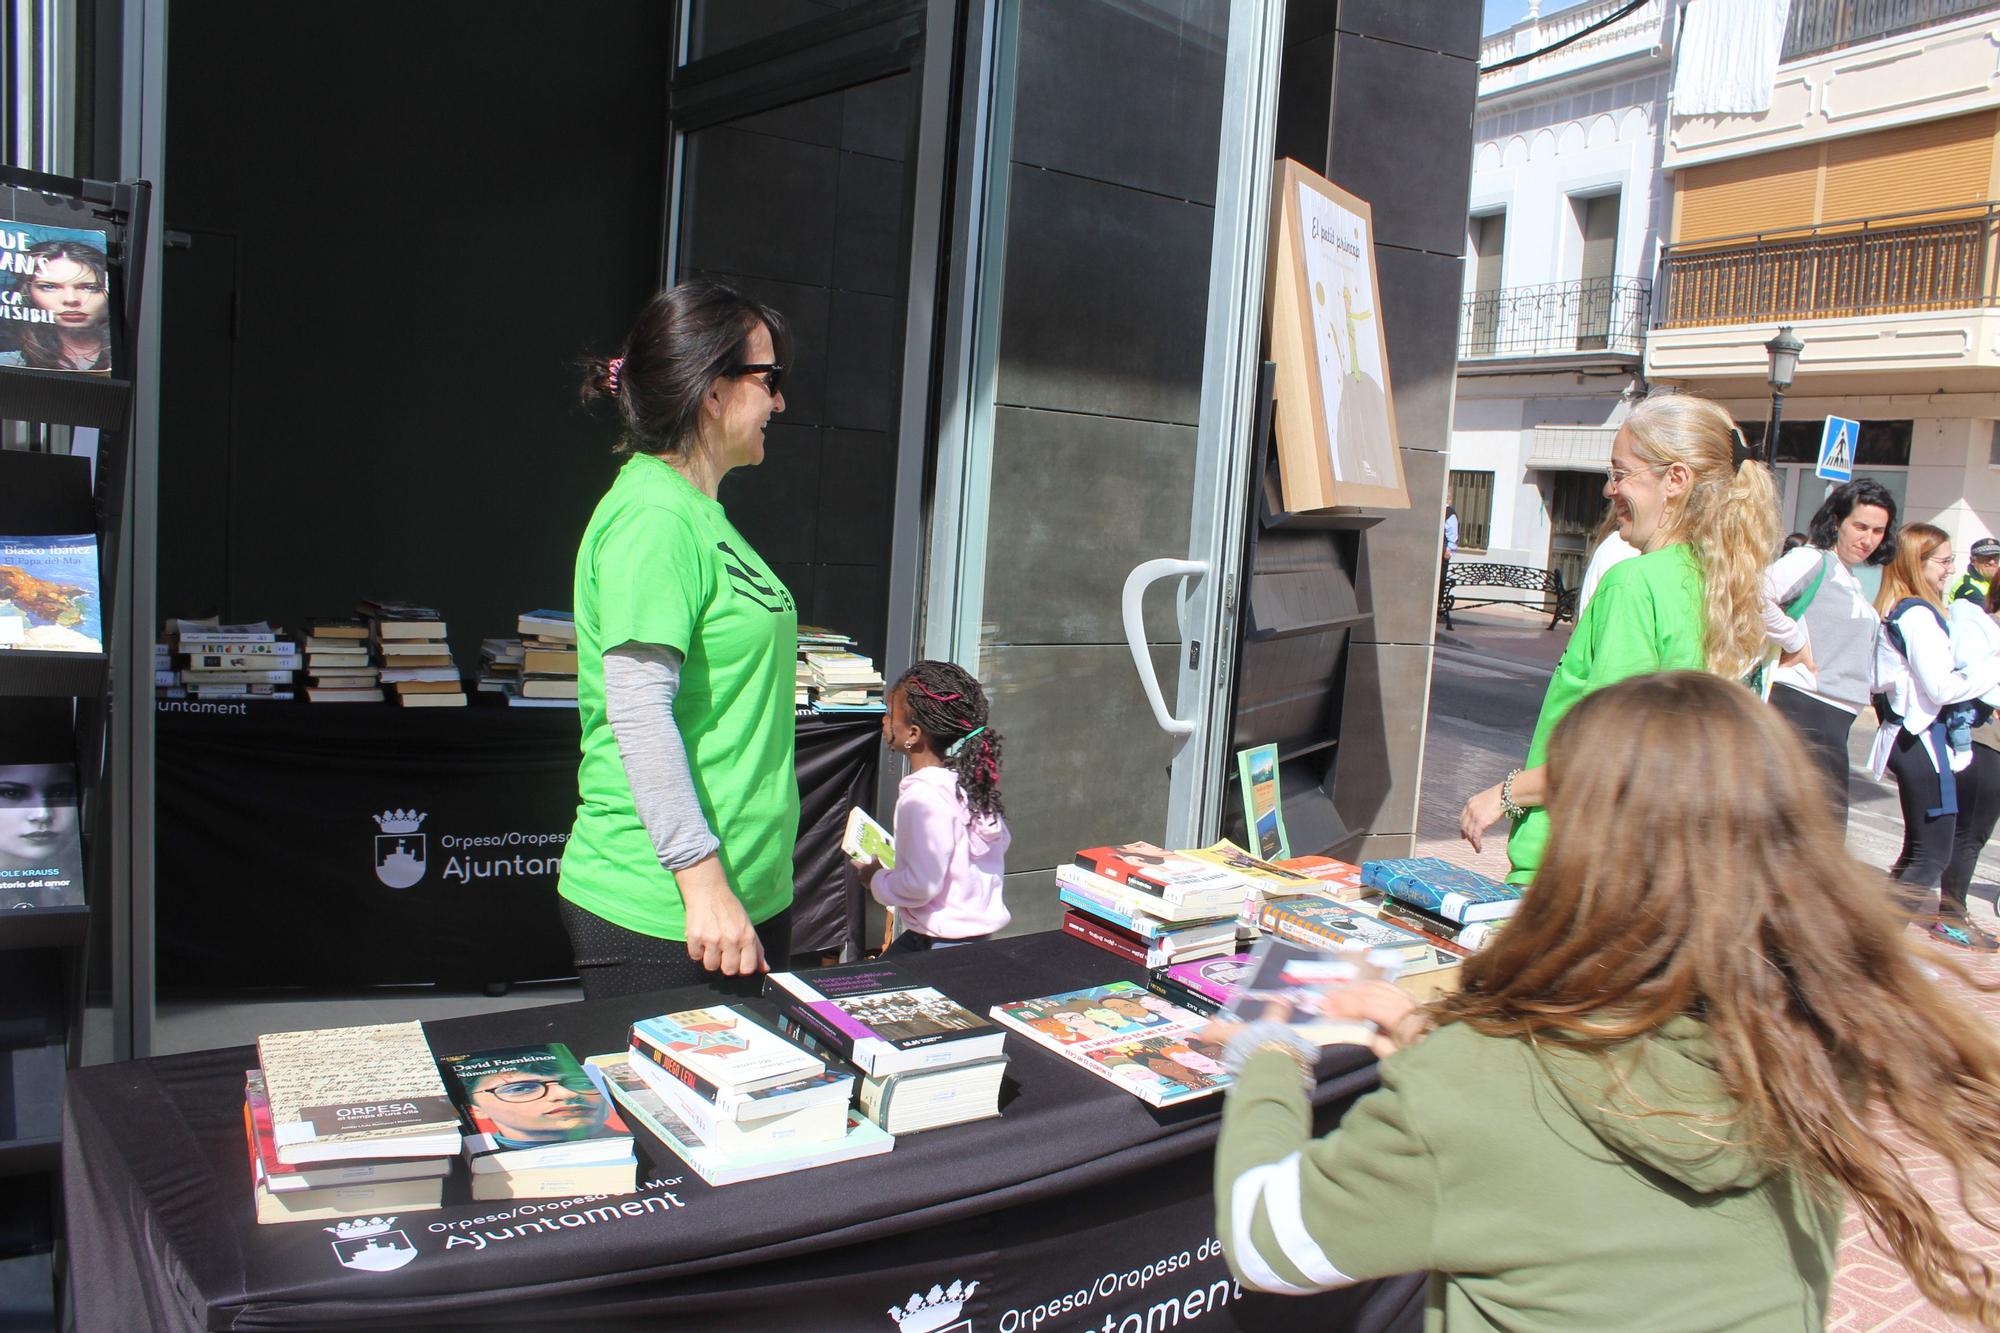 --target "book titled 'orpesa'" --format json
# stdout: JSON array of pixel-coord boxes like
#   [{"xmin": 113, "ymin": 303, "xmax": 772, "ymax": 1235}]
[{"xmin": 765, "ymin": 961, "xmax": 1006, "ymax": 1078}]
